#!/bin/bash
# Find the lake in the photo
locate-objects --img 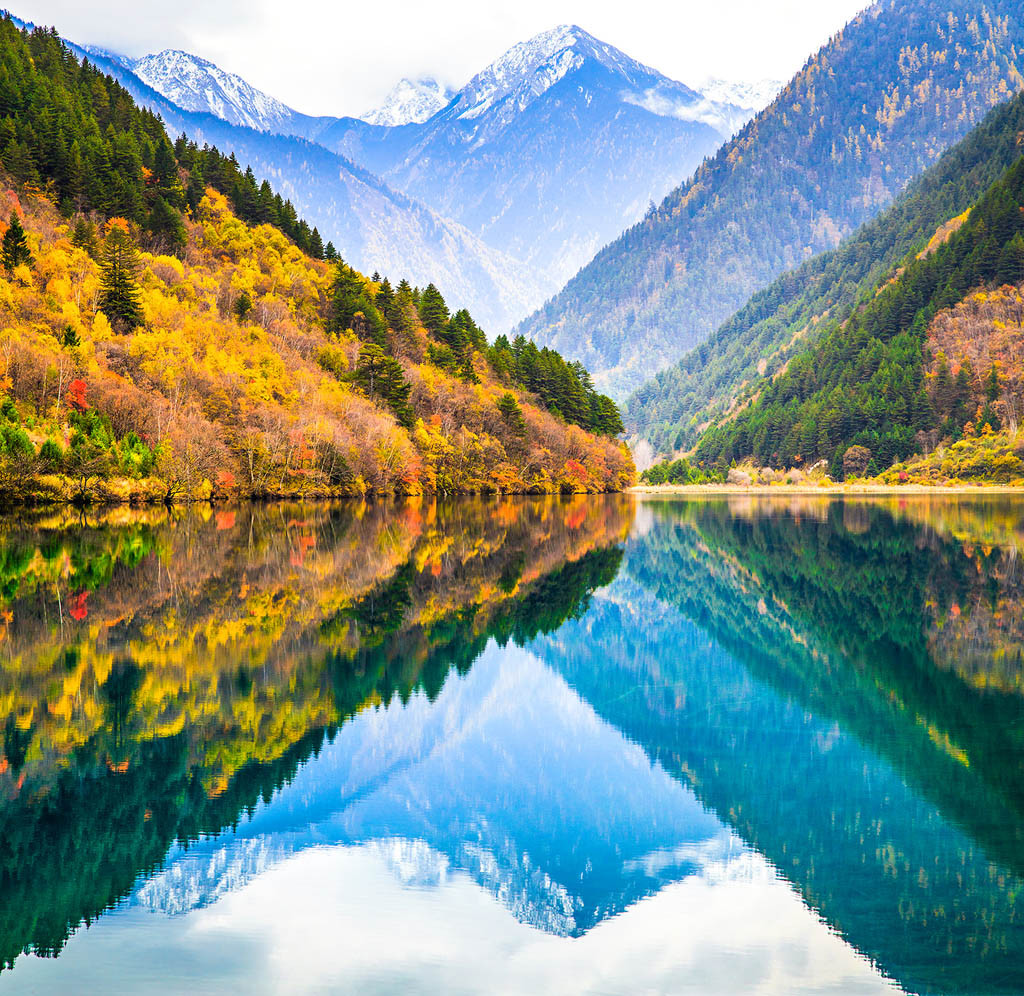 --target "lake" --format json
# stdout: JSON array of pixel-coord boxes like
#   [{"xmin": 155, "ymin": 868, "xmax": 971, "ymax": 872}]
[{"xmin": 0, "ymin": 494, "xmax": 1022, "ymax": 995}]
